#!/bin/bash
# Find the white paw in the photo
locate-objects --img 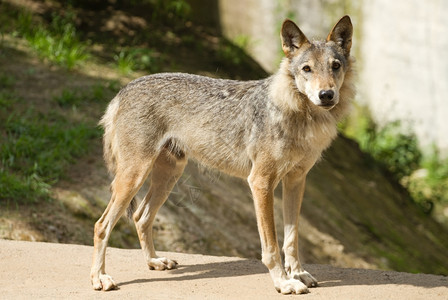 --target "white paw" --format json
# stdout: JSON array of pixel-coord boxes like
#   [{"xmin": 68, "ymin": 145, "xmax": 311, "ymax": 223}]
[
  {"xmin": 292, "ymin": 270, "xmax": 318, "ymax": 288},
  {"xmin": 275, "ymin": 278, "xmax": 309, "ymax": 294},
  {"xmin": 91, "ymin": 274, "xmax": 117, "ymax": 291},
  {"xmin": 148, "ymin": 257, "xmax": 178, "ymax": 270}
]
